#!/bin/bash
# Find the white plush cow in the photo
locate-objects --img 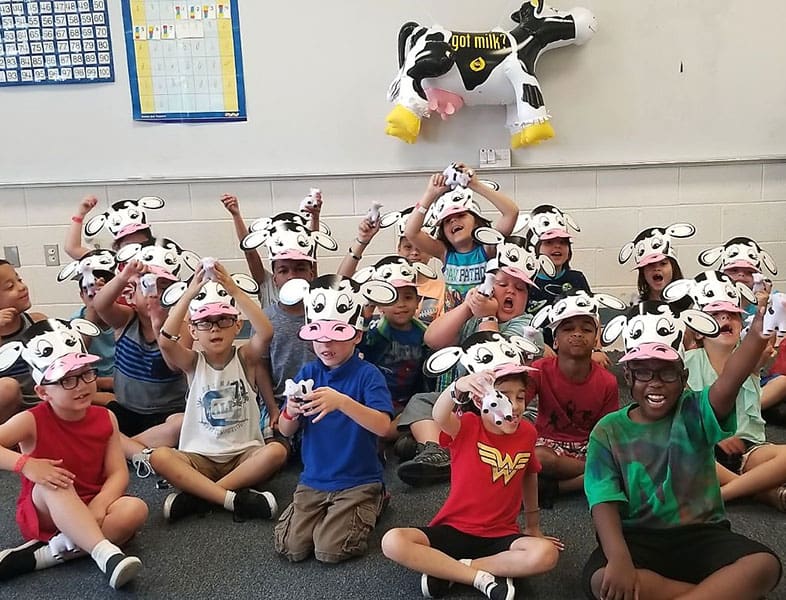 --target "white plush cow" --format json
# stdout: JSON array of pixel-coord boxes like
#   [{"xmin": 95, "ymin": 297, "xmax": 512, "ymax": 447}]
[
  {"xmin": 386, "ymin": 1, "xmax": 596, "ymax": 148},
  {"xmin": 764, "ymin": 292, "xmax": 786, "ymax": 337}
]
